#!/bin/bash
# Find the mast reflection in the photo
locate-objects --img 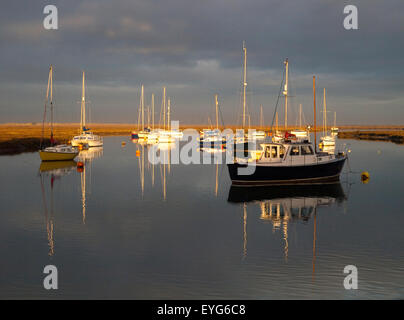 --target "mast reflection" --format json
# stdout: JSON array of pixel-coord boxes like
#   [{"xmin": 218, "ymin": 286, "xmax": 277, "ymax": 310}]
[
  {"xmin": 39, "ymin": 160, "xmax": 77, "ymax": 256},
  {"xmin": 77, "ymin": 147, "xmax": 103, "ymax": 224}
]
